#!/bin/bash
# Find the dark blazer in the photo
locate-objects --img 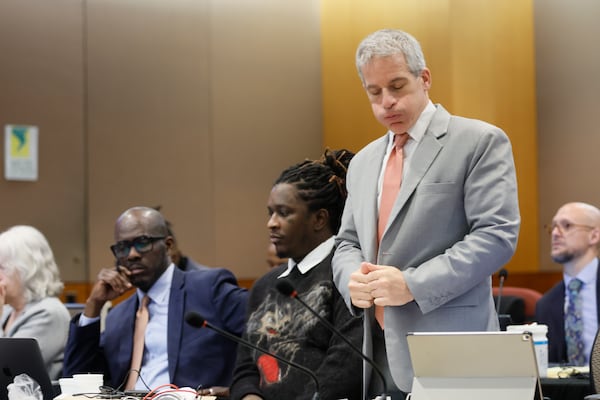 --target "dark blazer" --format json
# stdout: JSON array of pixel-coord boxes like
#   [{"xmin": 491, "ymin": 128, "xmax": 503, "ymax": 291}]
[
  {"xmin": 535, "ymin": 260, "xmax": 600, "ymax": 364},
  {"xmin": 63, "ymin": 265, "xmax": 248, "ymax": 389}
]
